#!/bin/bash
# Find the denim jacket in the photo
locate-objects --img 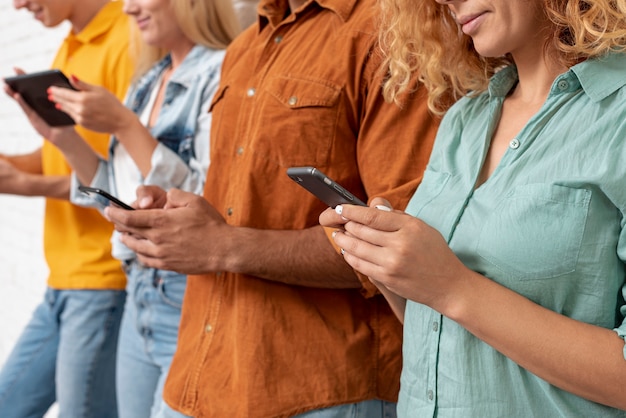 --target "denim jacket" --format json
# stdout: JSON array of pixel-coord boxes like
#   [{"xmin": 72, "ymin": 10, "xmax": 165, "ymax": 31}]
[{"xmin": 71, "ymin": 45, "xmax": 225, "ymax": 260}]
